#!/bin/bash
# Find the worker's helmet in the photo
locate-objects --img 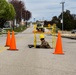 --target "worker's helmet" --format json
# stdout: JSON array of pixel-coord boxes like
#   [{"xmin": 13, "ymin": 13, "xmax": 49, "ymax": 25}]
[{"xmin": 39, "ymin": 34, "xmax": 45, "ymax": 39}]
